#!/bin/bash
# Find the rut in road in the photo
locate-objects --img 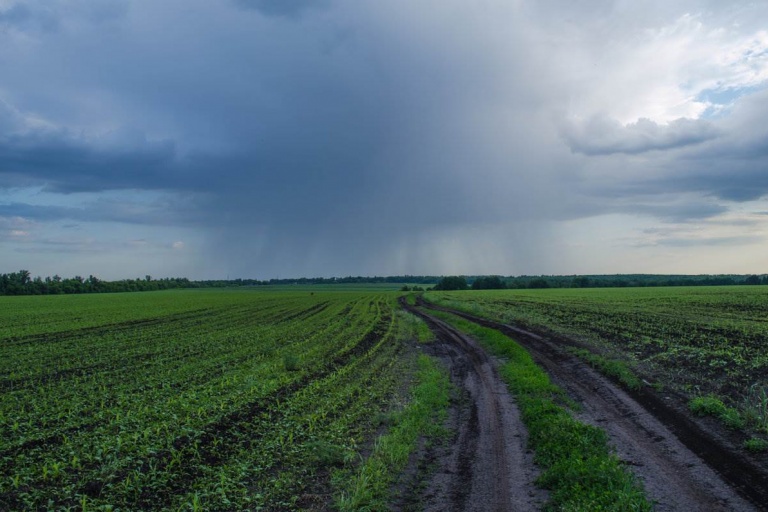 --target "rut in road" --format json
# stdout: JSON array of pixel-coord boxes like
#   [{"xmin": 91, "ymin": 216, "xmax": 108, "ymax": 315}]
[
  {"xmin": 399, "ymin": 298, "xmax": 545, "ymax": 512},
  {"xmin": 420, "ymin": 299, "xmax": 766, "ymax": 512}
]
